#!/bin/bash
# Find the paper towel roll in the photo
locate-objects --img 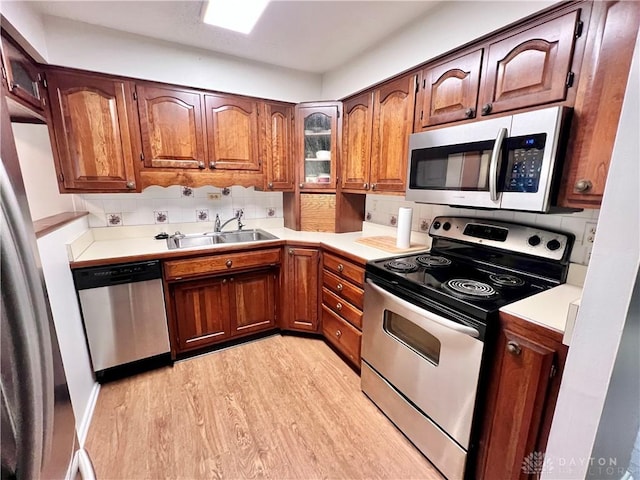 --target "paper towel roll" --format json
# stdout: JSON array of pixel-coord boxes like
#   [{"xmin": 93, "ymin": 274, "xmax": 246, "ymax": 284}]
[{"xmin": 396, "ymin": 207, "xmax": 413, "ymax": 249}]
